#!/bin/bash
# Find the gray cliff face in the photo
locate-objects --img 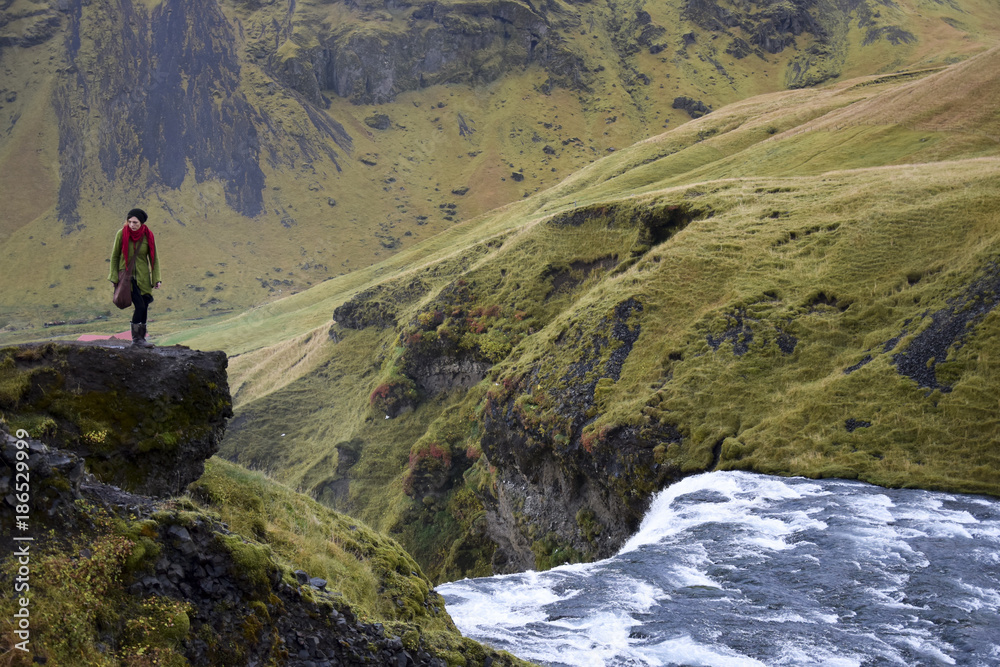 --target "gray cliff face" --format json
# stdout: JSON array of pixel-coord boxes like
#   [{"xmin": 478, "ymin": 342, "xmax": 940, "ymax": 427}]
[
  {"xmin": 56, "ymin": 0, "xmax": 270, "ymax": 221},
  {"xmin": 480, "ymin": 389, "xmax": 671, "ymax": 571},
  {"xmin": 265, "ymin": 0, "xmax": 586, "ymax": 105},
  {"xmin": 477, "ymin": 298, "xmax": 683, "ymax": 571},
  {"xmin": 4, "ymin": 0, "xmax": 353, "ymax": 228},
  {"xmin": 484, "ymin": 458, "xmax": 640, "ymax": 572}
]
